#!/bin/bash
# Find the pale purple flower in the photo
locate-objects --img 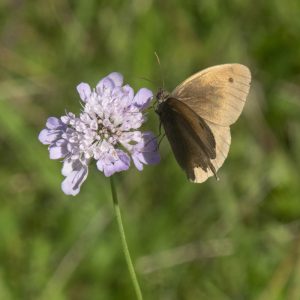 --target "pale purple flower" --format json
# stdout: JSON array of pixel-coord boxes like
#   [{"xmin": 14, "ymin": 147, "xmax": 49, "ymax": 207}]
[{"xmin": 39, "ymin": 72, "xmax": 160, "ymax": 196}]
